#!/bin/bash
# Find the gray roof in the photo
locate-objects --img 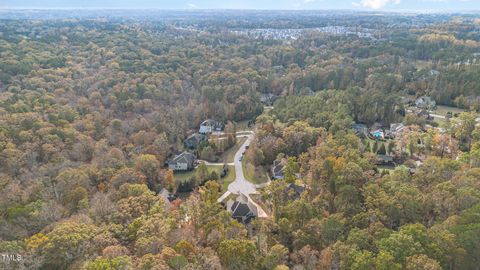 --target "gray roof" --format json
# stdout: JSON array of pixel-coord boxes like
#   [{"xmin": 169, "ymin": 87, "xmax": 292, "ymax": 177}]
[
  {"xmin": 231, "ymin": 201, "xmax": 256, "ymax": 222},
  {"xmin": 376, "ymin": 154, "xmax": 394, "ymax": 162},
  {"xmin": 272, "ymin": 159, "xmax": 286, "ymax": 178},
  {"xmin": 184, "ymin": 133, "xmax": 205, "ymax": 146},
  {"xmin": 170, "ymin": 151, "xmax": 195, "ymax": 165},
  {"xmin": 285, "ymin": 183, "xmax": 305, "ymax": 199},
  {"xmin": 352, "ymin": 123, "xmax": 368, "ymax": 135},
  {"xmin": 201, "ymin": 119, "xmax": 222, "ymax": 127}
]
